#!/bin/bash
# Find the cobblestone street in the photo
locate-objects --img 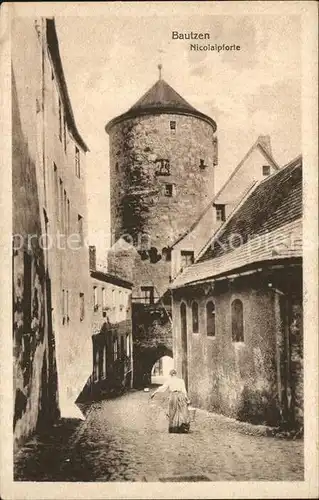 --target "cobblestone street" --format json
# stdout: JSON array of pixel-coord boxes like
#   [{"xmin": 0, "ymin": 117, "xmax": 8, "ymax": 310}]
[{"xmin": 15, "ymin": 390, "xmax": 303, "ymax": 482}]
